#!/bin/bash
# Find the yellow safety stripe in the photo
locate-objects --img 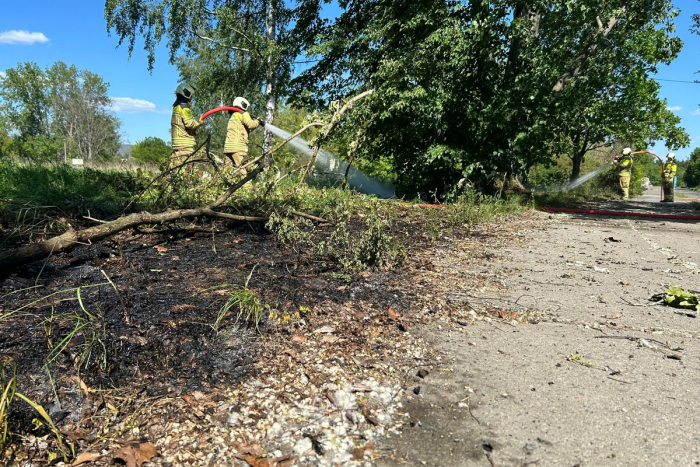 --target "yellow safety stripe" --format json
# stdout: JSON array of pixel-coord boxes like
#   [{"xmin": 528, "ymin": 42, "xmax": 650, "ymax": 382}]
[
  {"xmin": 171, "ymin": 105, "xmax": 200, "ymax": 148},
  {"xmin": 224, "ymin": 112, "xmax": 260, "ymax": 153}
]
